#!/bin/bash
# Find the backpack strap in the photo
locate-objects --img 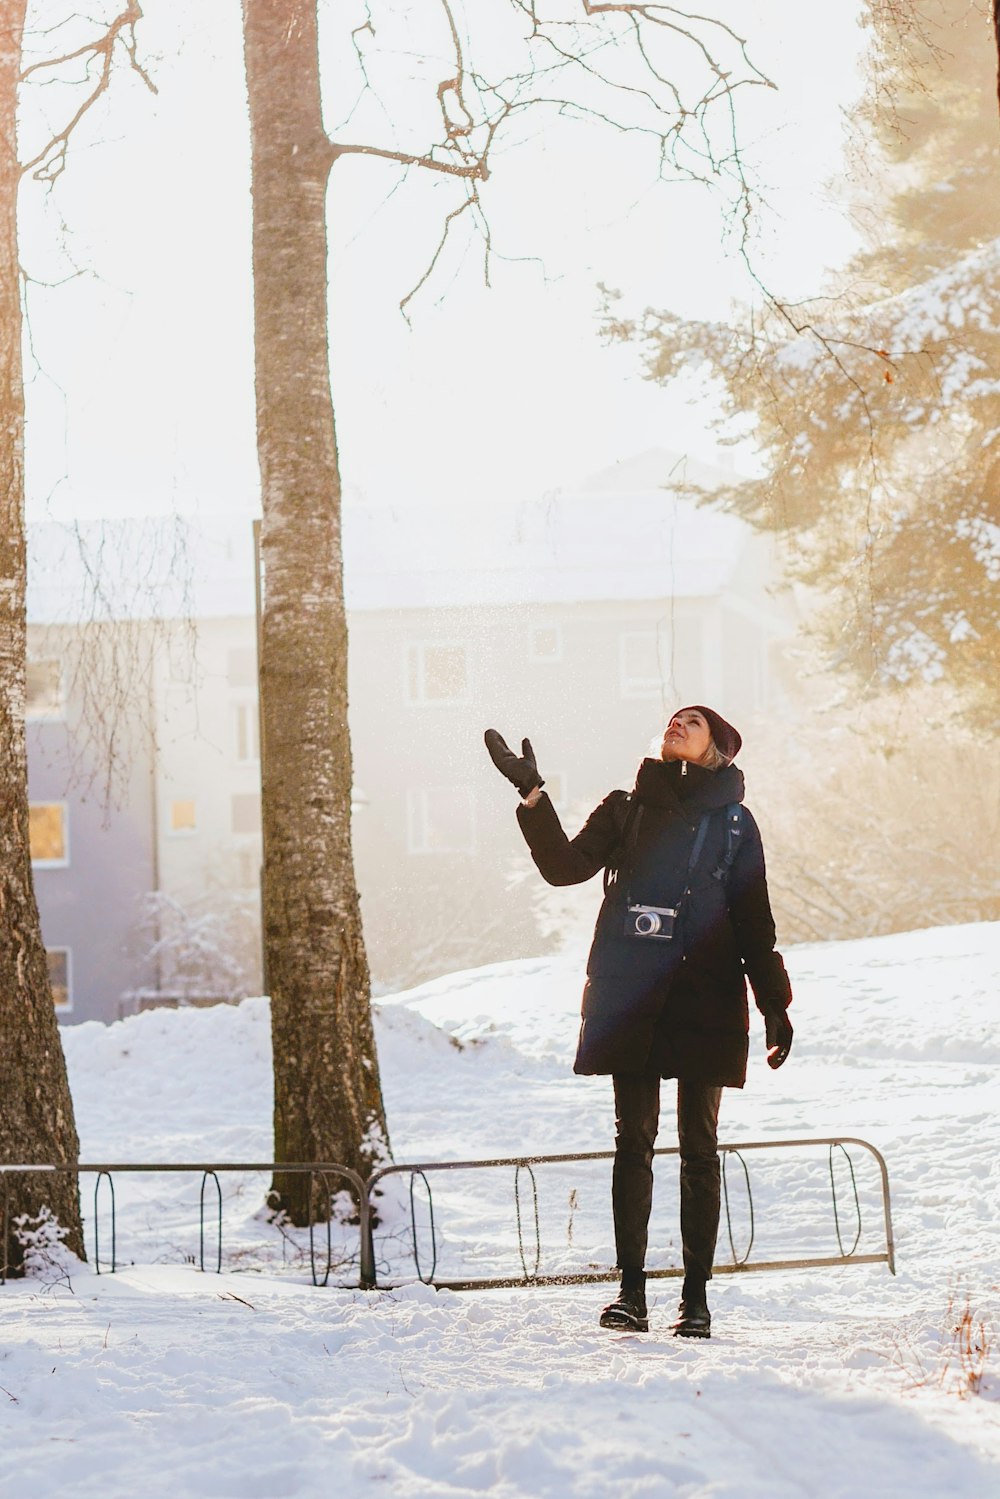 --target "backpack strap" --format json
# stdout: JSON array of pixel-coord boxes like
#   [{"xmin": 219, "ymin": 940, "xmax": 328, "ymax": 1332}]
[
  {"xmin": 678, "ymin": 814, "xmax": 711, "ymax": 903},
  {"xmin": 711, "ymin": 804, "xmax": 744, "ymax": 882}
]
